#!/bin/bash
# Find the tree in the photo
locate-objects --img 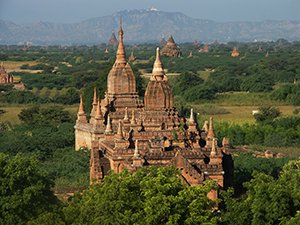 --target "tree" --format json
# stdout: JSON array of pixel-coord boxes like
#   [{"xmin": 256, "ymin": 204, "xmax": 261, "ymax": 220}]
[
  {"xmin": 0, "ymin": 153, "xmax": 59, "ymax": 225},
  {"xmin": 254, "ymin": 106, "xmax": 281, "ymax": 123},
  {"xmin": 63, "ymin": 166, "xmax": 218, "ymax": 225},
  {"xmin": 221, "ymin": 158, "xmax": 300, "ymax": 225},
  {"xmin": 18, "ymin": 105, "xmax": 73, "ymax": 126},
  {"xmin": 172, "ymin": 72, "xmax": 204, "ymax": 96}
]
